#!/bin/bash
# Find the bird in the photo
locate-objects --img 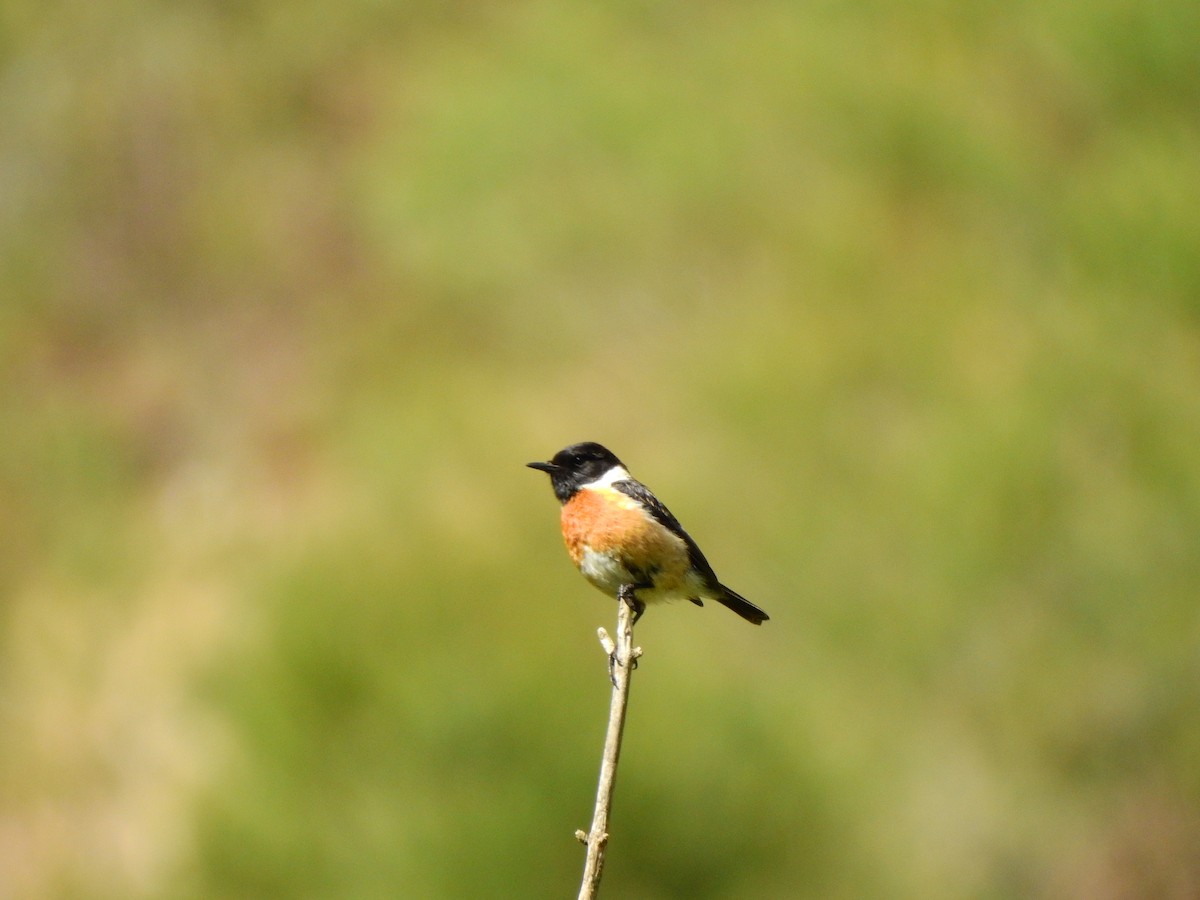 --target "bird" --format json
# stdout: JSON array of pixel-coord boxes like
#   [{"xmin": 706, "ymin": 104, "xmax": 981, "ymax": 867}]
[{"xmin": 527, "ymin": 442, "xmax": 769, "ymax": 625}]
